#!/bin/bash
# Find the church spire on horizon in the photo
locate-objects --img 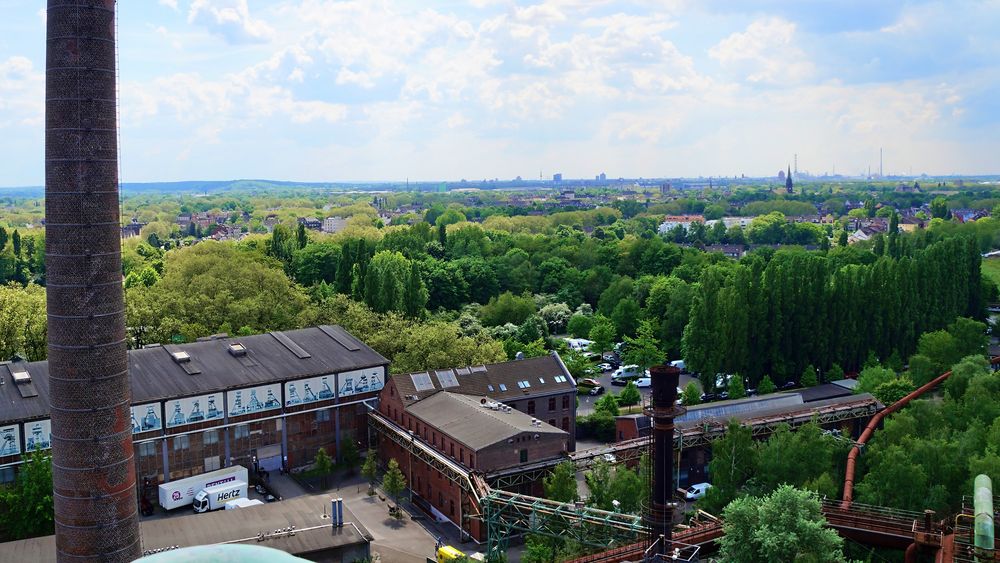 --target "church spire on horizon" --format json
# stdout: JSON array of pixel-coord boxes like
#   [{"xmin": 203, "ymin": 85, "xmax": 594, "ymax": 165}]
[{"xmin": 785, "ymin": 164, "xmax": 793, "ymax": 194}]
